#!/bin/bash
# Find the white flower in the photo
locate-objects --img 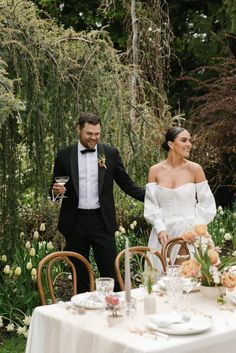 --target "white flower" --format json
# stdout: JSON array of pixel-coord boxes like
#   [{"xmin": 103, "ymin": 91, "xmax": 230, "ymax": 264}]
[
  {"xmin": 23, "ymin": 315, "xmax": 31, "ymax": 326},
  {"xmin": 17, "ymin": 326, "xmax": 28, "ymax": 336},
  {"xmin": 119, "ymin": 226, "xmax": 126, "ymax": 234},
  {"xmin": 26, "ymin": 261, "xmax": 33, "ymax": 270},
  {"xmin": 218, "ymin": 206, "xmax": 223, "ymax": 211},
  {"xmin": 40, "ymin": 223, "xmax": 46, "ymax": 231},
  {"xmin": 219, "ymin": 228, "xmax": 225, "ymax": 234},
  {"xmin": 0, "ymin": 316, "xmax": 3, "ymax": 327},
  {"xmin": 213, "ymin": 275, "xmax": 221, "ymax": 284},
  {"xmin": 6, "ymin": 323, "xmax": 15, "ymax": 332},
  {"xmin": 3, "ymin": 265, "xmax": 10, "ymax": 274},
  {"xmin": 29, "ymin": 247, "xmax": 36, "ymax": 256},
  {"xmin": 31, "ymin": 268, "xmax": 37, "ymax": 276},
  {"xmin": 25, "ymin": 241, "xmax": 31, "ymax": 249},
  {"xmin": 232, "ymin": 251, "xmax": 236, "ymax": 257},
  {"xmin": 47, "ymin": 241, "xmax": 54, "ymax": 250},
  {"xmin": 33, "ymin": 231, "xmax": 39, "ymax": 240},
  {"xmin": 1, "ymin": 255, "xmax": 7, "ymax": 262},
  {"xmin": 233, "ymin": 212, "xmax": 236, "ymax": 218},
  {"xmin": 130, "ymin": 220, "xmax": 137, "ymax": 230},
  {"xmin": 15, "ymin": 267, "xmax": 22, "ymax": 276},
  {"xmin": 19, "ymin": 232, "xmax": 24, "ymax": 239},
  {"xmin": 114, "ymin": 231, "xmax": 120, "ymax": 237},
  {"xmin": 220, "ymin": 210, "xmax": 224, "ymax": 215},
  {"xmin": 224, "ymin": 233, "xmax": 232, "ymax": 241}
]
